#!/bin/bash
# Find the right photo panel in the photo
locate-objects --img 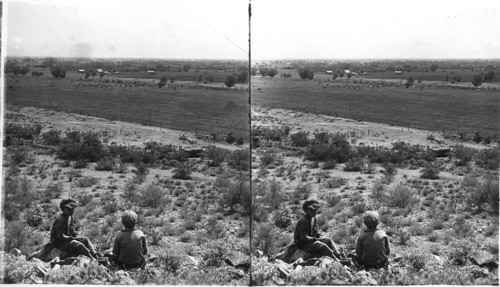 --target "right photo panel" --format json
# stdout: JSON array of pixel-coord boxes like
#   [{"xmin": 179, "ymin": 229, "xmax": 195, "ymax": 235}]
[{"xmin": 250, "ymin": 0, "xmax": 499, "ymax": 285}]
